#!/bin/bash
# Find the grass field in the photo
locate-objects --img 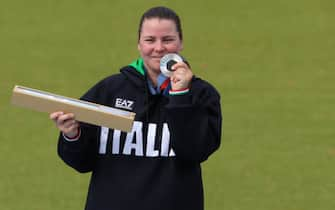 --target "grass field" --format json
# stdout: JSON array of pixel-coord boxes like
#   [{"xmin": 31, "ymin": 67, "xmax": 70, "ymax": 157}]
[{"xmin": 1, "ymin": 0, "xmax": 334, "ymax": 210}]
